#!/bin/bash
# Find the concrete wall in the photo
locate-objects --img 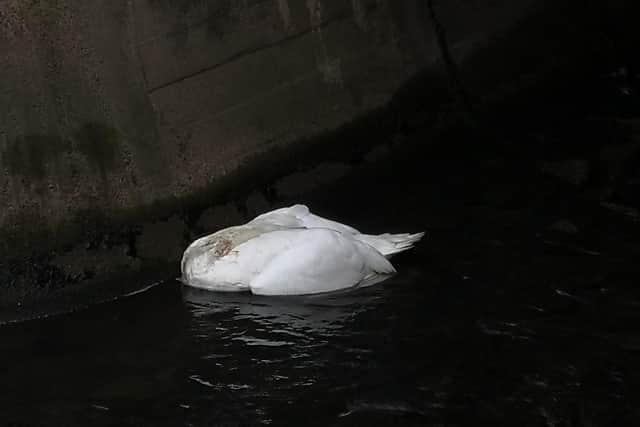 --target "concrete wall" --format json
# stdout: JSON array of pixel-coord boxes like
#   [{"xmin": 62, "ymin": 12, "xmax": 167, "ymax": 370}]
[{"xmin": 2, "ymin": 1, "xmax": 406, "ymax": 252}]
